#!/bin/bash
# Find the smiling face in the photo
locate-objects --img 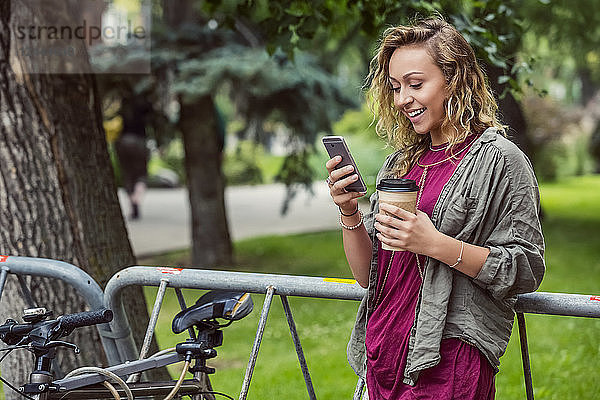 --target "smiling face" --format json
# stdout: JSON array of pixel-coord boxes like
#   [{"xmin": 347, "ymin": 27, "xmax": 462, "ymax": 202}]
[{"xmin": 388, "ymin": 45, "xmax": 448, "ymax": 144}]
